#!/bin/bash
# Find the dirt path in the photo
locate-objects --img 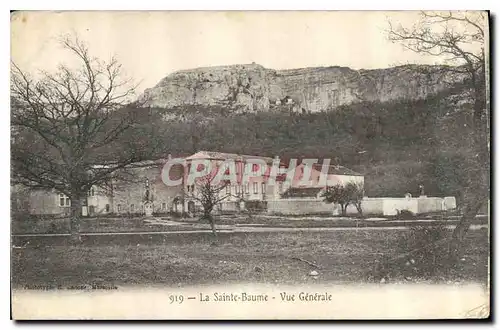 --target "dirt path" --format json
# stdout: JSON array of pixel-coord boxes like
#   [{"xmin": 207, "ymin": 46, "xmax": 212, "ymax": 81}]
[{"xmin": 12, "ymin": 224, "xmax": 488, "ymax": 237}]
